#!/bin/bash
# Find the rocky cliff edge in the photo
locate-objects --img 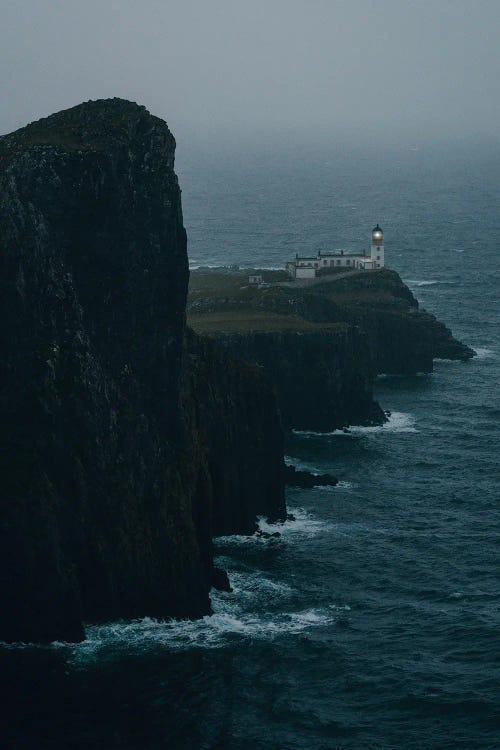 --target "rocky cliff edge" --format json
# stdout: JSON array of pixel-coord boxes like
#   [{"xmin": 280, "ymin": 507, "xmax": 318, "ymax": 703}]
[{"xmin": 0, "ymin": 100, "xmax": 285, "ymax": 643}]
